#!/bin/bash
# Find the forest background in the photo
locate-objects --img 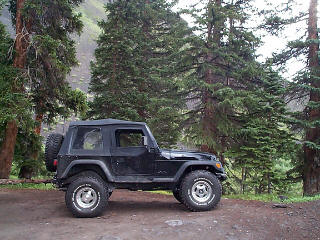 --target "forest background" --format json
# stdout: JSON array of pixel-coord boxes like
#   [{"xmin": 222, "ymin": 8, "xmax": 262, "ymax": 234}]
[{"xmin": 0, "ymin": 0, "xmax": 319, "ymax": 198}]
